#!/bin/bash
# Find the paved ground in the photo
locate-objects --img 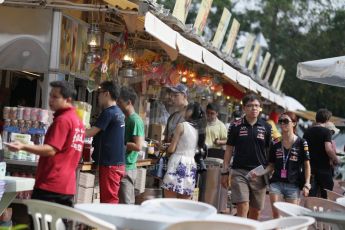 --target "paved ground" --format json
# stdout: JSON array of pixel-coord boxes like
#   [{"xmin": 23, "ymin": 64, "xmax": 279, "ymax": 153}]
[{"xmin": 226, "ymin": 180, "xmax": 344, "ymax": 221}]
